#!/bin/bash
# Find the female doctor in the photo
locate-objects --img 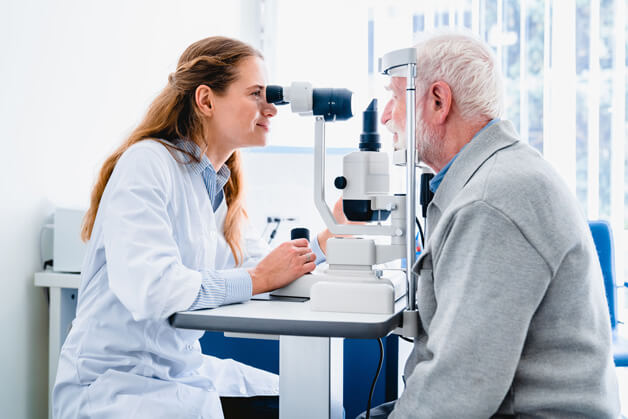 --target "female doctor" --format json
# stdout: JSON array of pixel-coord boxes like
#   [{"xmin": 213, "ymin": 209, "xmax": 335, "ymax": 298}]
[{"xmin": 52, "ymin": 36, "xmax": 331, "ymax": 418}]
